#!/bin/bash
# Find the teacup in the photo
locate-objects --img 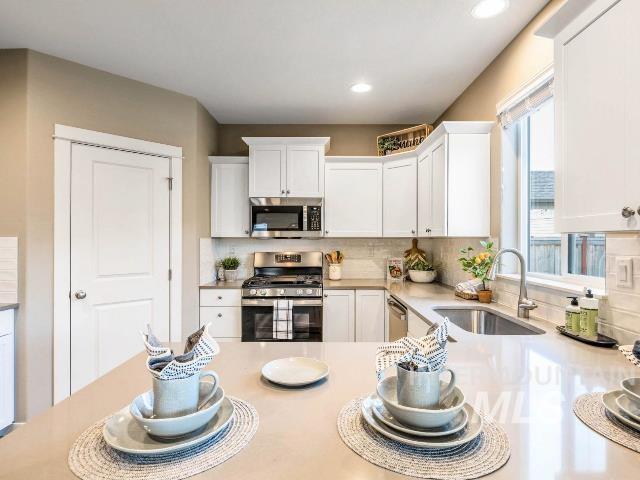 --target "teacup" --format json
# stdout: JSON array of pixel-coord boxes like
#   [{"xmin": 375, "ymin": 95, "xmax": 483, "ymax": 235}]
[
  {"xmin": 152, "ymin": 370, "xmax": 219, "ymax": 418},
  {"xmin": 396, "ymin": 365, "xmax": 456, "ymax": 409}
]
